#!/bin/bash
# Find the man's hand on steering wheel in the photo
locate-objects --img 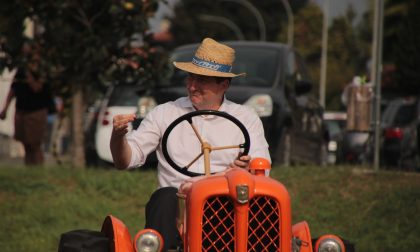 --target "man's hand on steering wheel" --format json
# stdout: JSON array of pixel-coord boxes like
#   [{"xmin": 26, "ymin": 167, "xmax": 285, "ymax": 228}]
[{"xmin": 229, "ymin": 154, "xmax": 251, "ymax": 169}]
